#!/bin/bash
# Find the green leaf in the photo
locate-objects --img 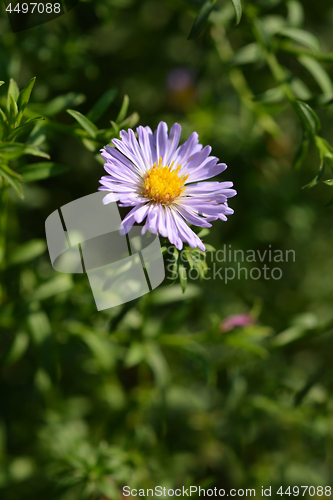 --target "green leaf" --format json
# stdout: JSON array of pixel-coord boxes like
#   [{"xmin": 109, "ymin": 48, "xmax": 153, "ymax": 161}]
[
  {"xmin": 116, "ymin": 94, "xmax": 129, "ymax": 124},
  {"xmin": 87, "ymin": 88, "xmax": 117, "ymax": 123},
  {"xmin": 298, "ymin": 55, "xmax": 333, "ymax": 94},
  {"xmin": 254, "ymin": 86, "xmax": 285, "ymax": 103},
  {"xmin": 20, "ymin": 162, "xmax": 68, "ymax": 182},
  {"xmin": 277, "ymin": 28, "xmax": 320, "ymax": 53},
  {"xmin": 17, "ymin": 77, "xmax": 36, "ymax": 124},
  {"xmin": 8, "ymin": 239, "xmax": 46, "ymax": 266},
  {"xmin": 232, "ymin": 43, "xmax": 264, "ymax": 65},
  {"xmin": 67, "ymin": 109, "xmax": 98, "ymax": 138},
  {"xmin": 8, "ymin": 94, "xmax": 18, "ymax": 127},
  {"xmin": 29, "ymin": 275, "xmax": 73, "ymax": 302},
  {"xmin": 323, "ymin": 179, "xmax": 333, "ymax": 186},
  {"xmin": 118, "ymin": 111, "xmax": 140, "ymax": 129},
  {"xmin": 0, "ymin": 81, "xmax": 5, "ymax": 87},
  {"xmin": 302, "ymin": 154, "xmax": 325, "ymax": 189},
  {"xmin": 287, "ymin": 0, "xmax": 304, "ymax": 28},
  {"xmin": 0, "ymin": 142, "xmax": 26, "ymax": 160},
  {"xmin": 231, "ymin": 0, "xmax": 242, "ymax": 25},
  {"xmin": 179, "ymin": 264, "xmax": 188, "ymax": 293},
  {"xmin": 4, "ymin": 332, "xmax": 29, "ymax": 366},
  {"xmin": 8, "ymin": 117, "xmax": 45, "ymax": 141},
  {"xmin": 7, "ymin": 79, "xmax": 20, "ymax": 105},
  {"xmin": 292, "ymin": 132, "xmax": 309, "ymax": 170},
  {"xmin": 188, "ymin": 0, "xmax": 217, "ymax": 40},
  {"xmin": 24, "ymin": 145, "xmax": 50, "ymax": 159},
  {"xmin": 324, "ymin": 153, "xmax": 333, "ymax": 168},
  {"xmin": 293, "ymin": 101, "xmax": 321, "ymax": 134},
  {"xmin": 151, "ymin": 284, "xmax": 201, "ymax": 304},
  {"xmin": 0, "ymin": 164, "xmax": 24, "ymax": 198}
]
